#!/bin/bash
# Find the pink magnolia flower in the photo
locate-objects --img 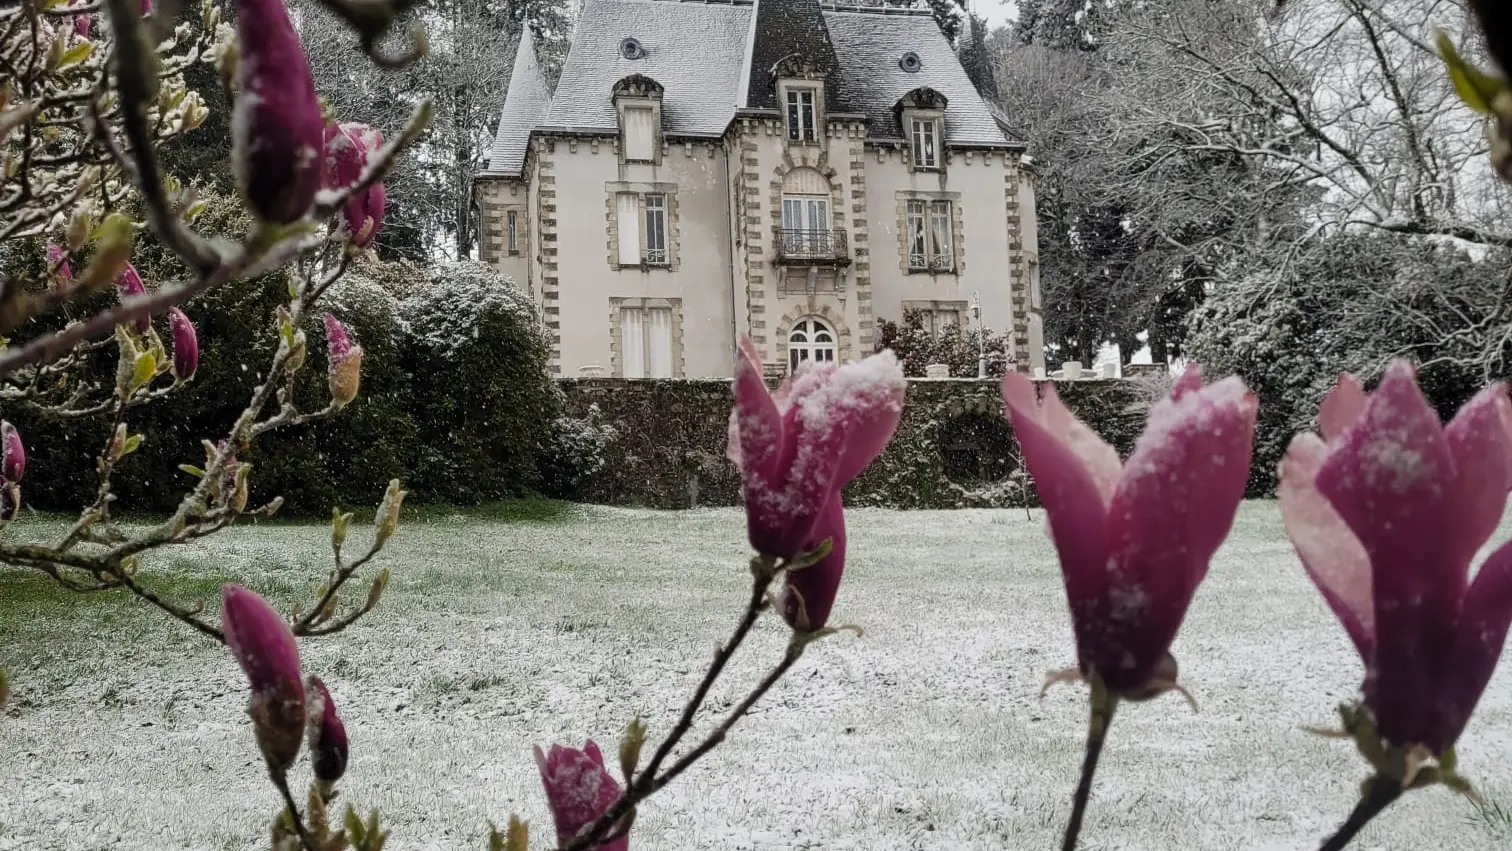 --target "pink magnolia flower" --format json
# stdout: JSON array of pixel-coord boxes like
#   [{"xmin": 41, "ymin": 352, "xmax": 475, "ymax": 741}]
[
  {"xmin": 305, "ymin": 676, "xmax": 349, "ymax": 785},
  {"xmin": 72, "ymin": 14, "xmax": 91, "ymax": 38},
  {"xmin": 168, "ymin": 307, "xmax": 198, "ymax": 381},
  {"xmin": 726, "ymin": 337, "xmax": 905, "ymax": 560},
  {"xmin": 231, "ymin": 0, "xmax": 323, "ymax": 223},
  {"xmin": 1279, "ymin": 362, "xmax": 1512, "ymax": 754},
  {"xmin": 222, "ymin": 584, "xmax": 305, "ymax": 770},
  {"xmin": 782, "ymin": 492, "xmax": 847, "ymax": 631},
  {"xmin": 323, "ymin": 314, "xmax": 362, "ymax": 408},
  {"xmin": 1002, "ymin": 367, "xmax": 1257, "ymax": 695},
  {"xmin": 534, "ymin": 740, "xmax": 628, "ymax": 851},
  {"xmin": 323, "ymin": 123, "xmax": 386, "ymax": 247},
  {"xmin": 2, "ymin": 421, "xmax": 24, "ymax": 484},
  {"xmin": 116, "ymin": 263, "xmax": 150, "ymax": 333},
  {"xmin": 46, "ymin": 242, "xmax": 71, "ymax": 282}
]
